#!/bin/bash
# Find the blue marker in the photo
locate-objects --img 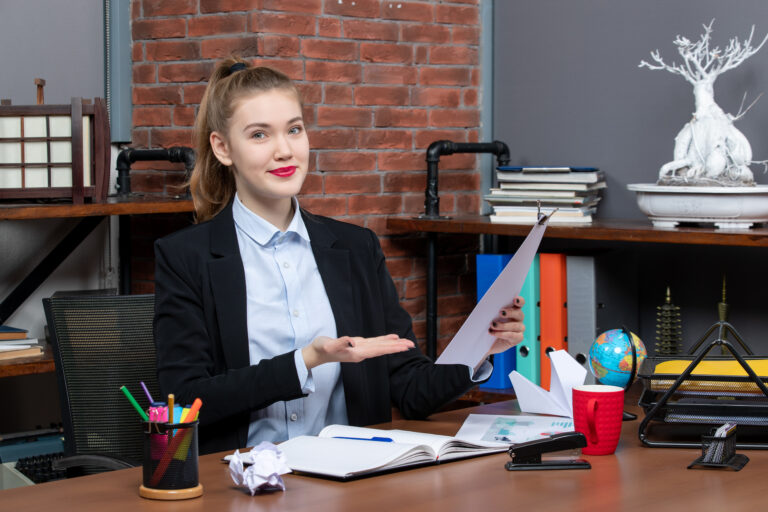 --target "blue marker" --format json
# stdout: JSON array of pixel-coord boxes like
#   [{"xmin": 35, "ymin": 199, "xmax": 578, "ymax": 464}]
[{"xmin": 333, "ymin": 436, "xmax": 393, "ymax": 442}]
